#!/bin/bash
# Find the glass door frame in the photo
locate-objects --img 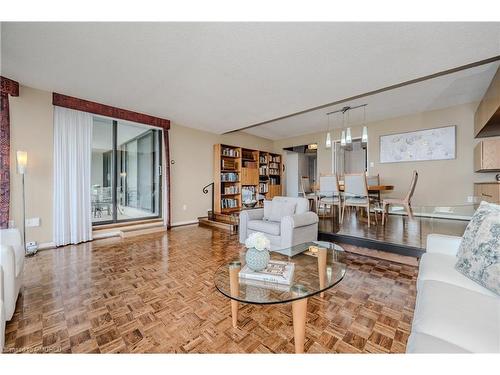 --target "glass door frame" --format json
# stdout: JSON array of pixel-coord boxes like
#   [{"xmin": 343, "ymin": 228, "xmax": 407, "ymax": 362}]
[{"xmin": 92, "ymin": 119, "xmax": 163, "ymax": 226}]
